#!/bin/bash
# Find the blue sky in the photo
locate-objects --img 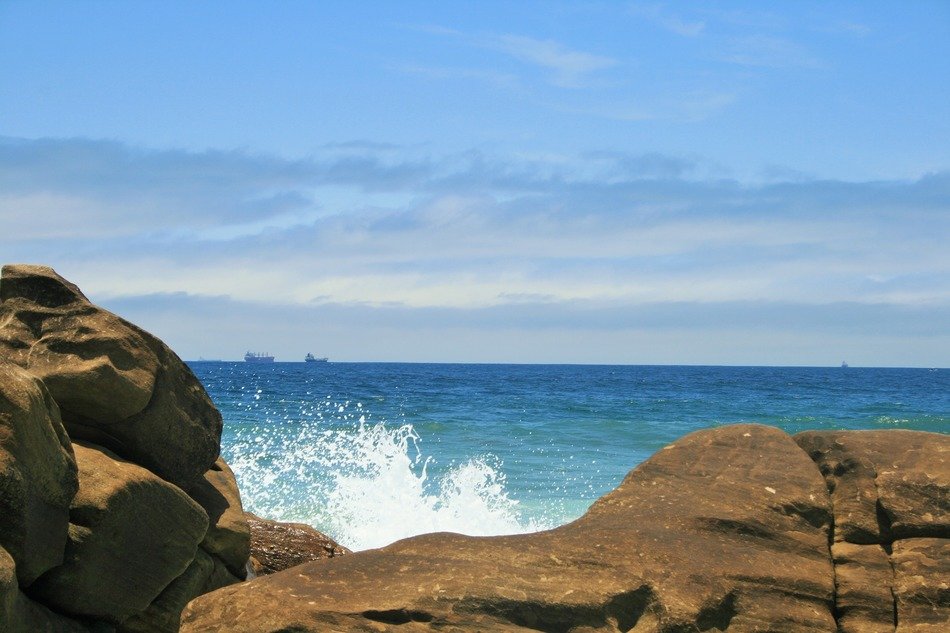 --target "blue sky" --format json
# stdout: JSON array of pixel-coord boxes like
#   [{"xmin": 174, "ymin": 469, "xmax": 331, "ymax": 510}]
[{"xmin": 1, "ymin": 1, "xmax": 948, "ymax": 365}]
